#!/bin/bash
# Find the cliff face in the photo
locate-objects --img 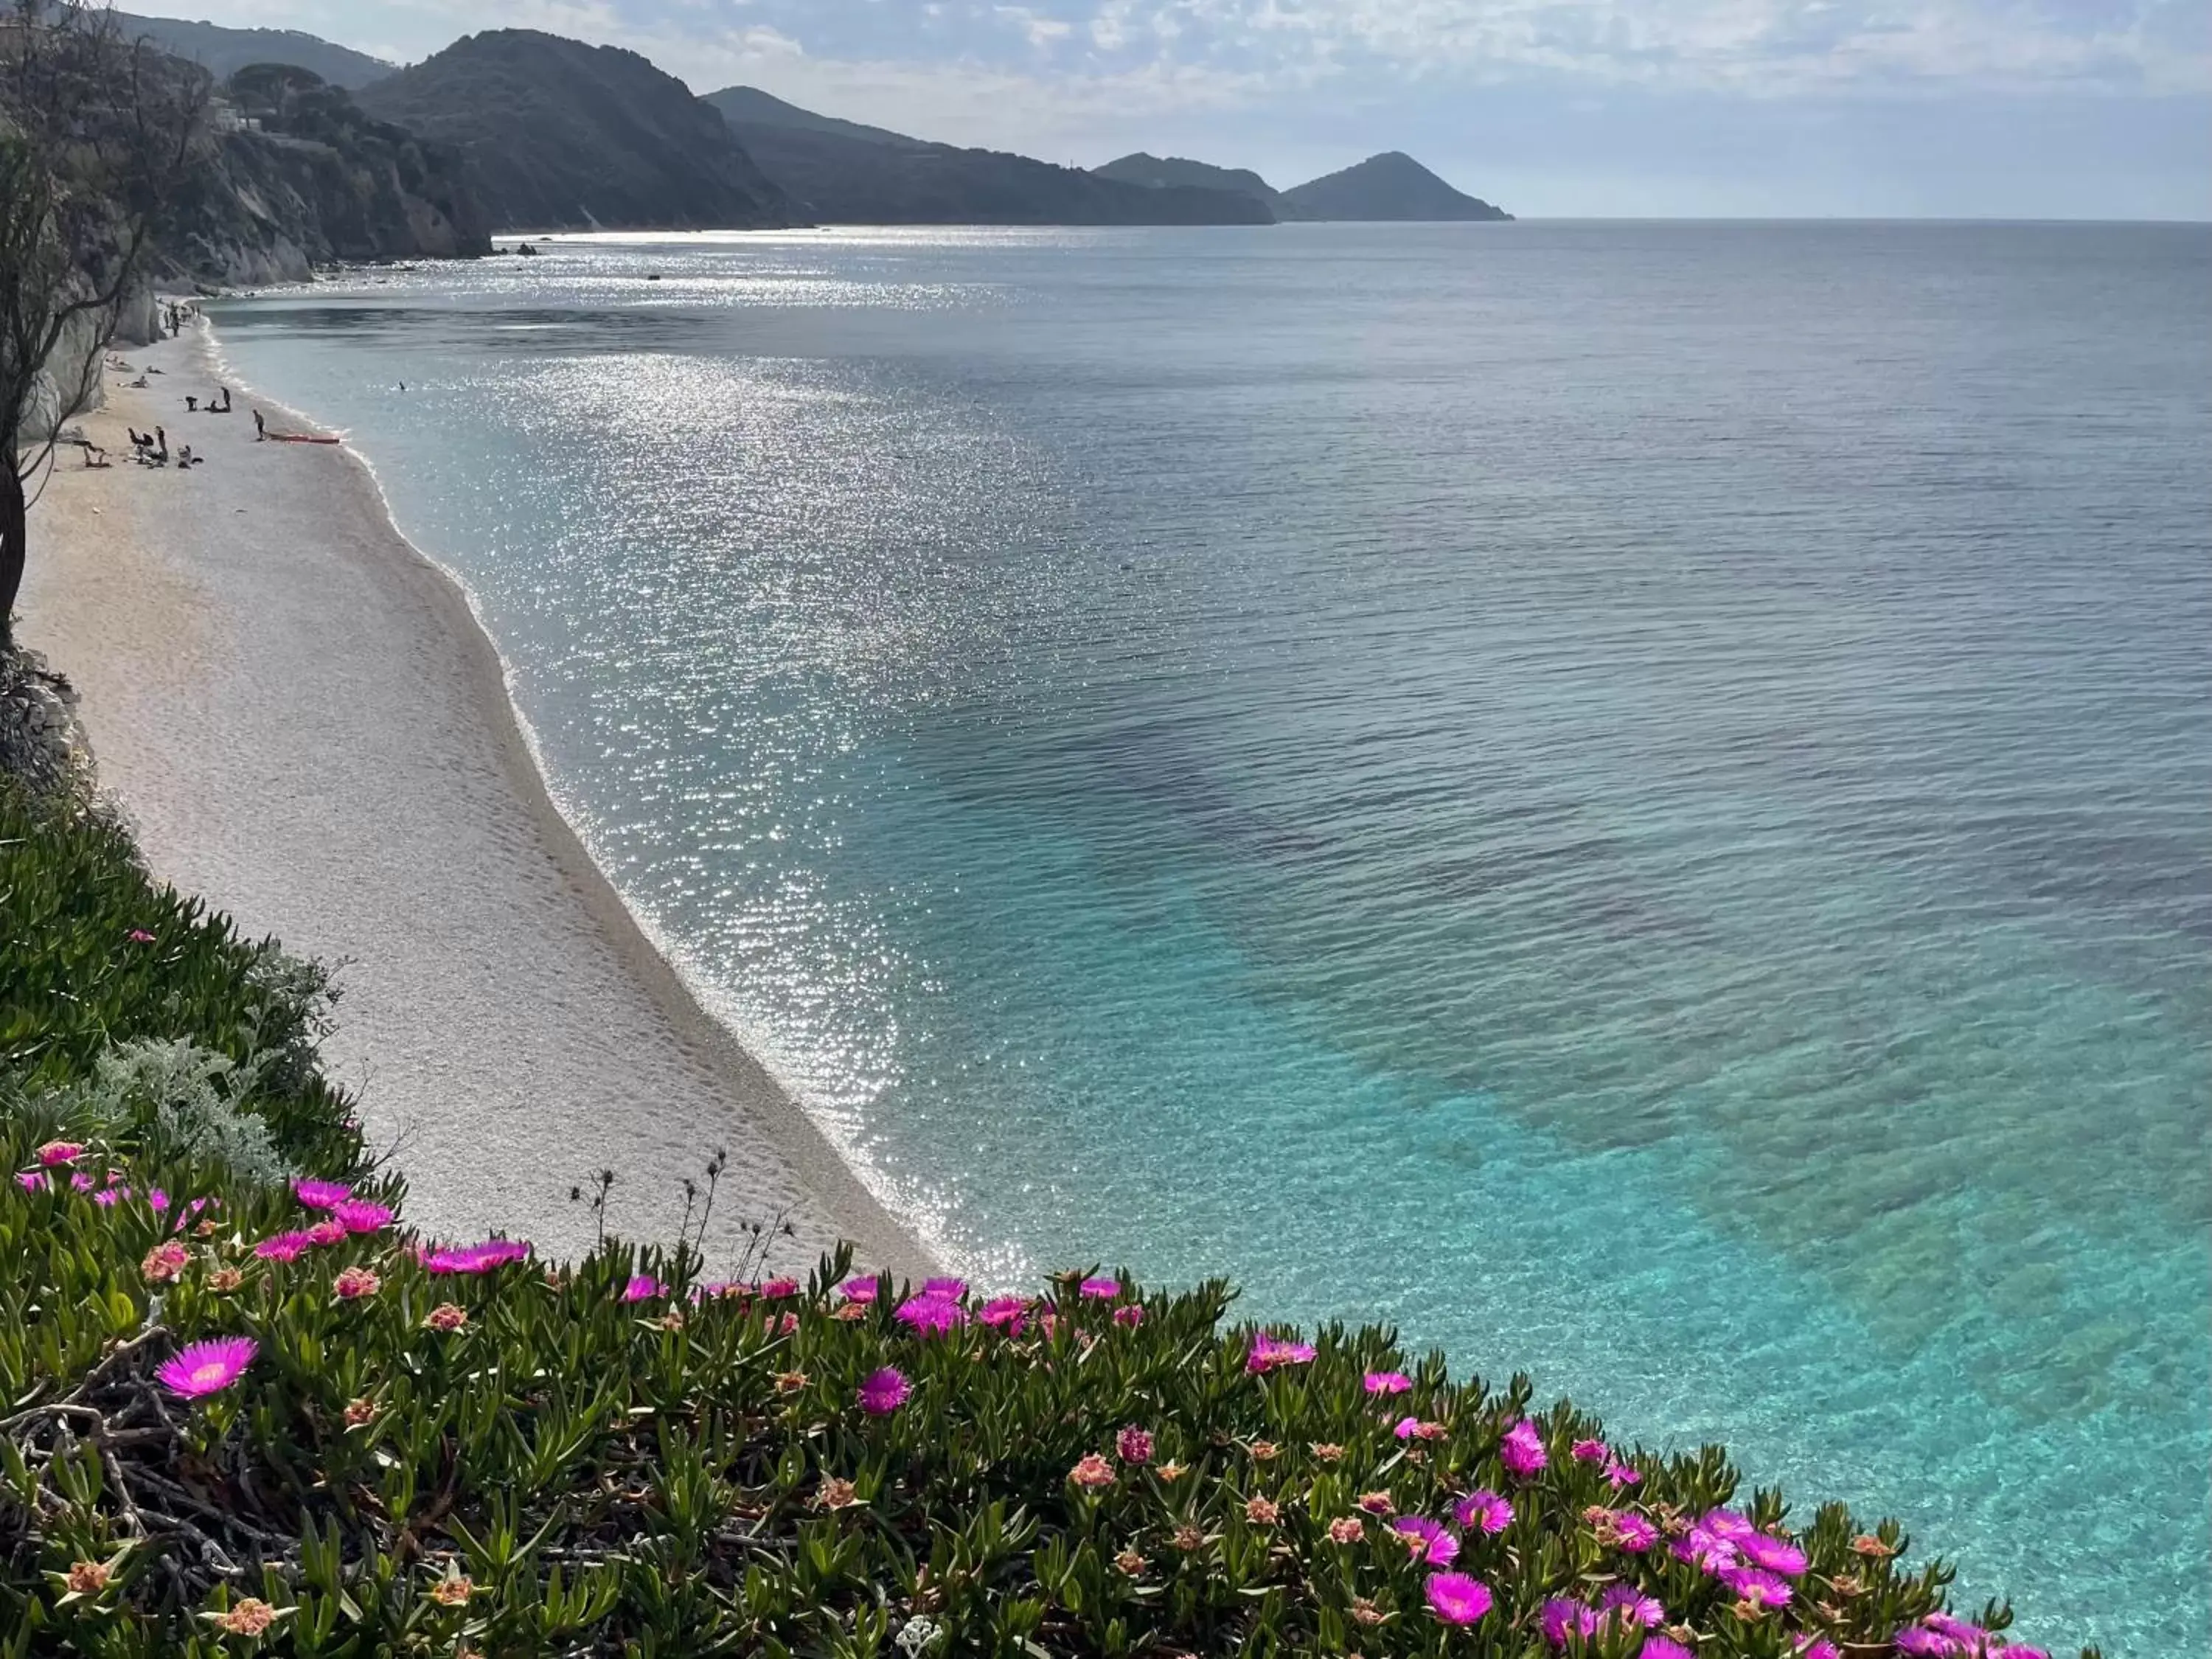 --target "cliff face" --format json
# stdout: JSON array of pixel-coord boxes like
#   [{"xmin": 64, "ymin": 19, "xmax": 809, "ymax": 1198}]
[
  {"xmin": 166, "ymin": 68, "xmax": 490, "ymax": 285},
  {"xmin": 356, "ymin": 32, "xmax": 787, "ymax": 232}
]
